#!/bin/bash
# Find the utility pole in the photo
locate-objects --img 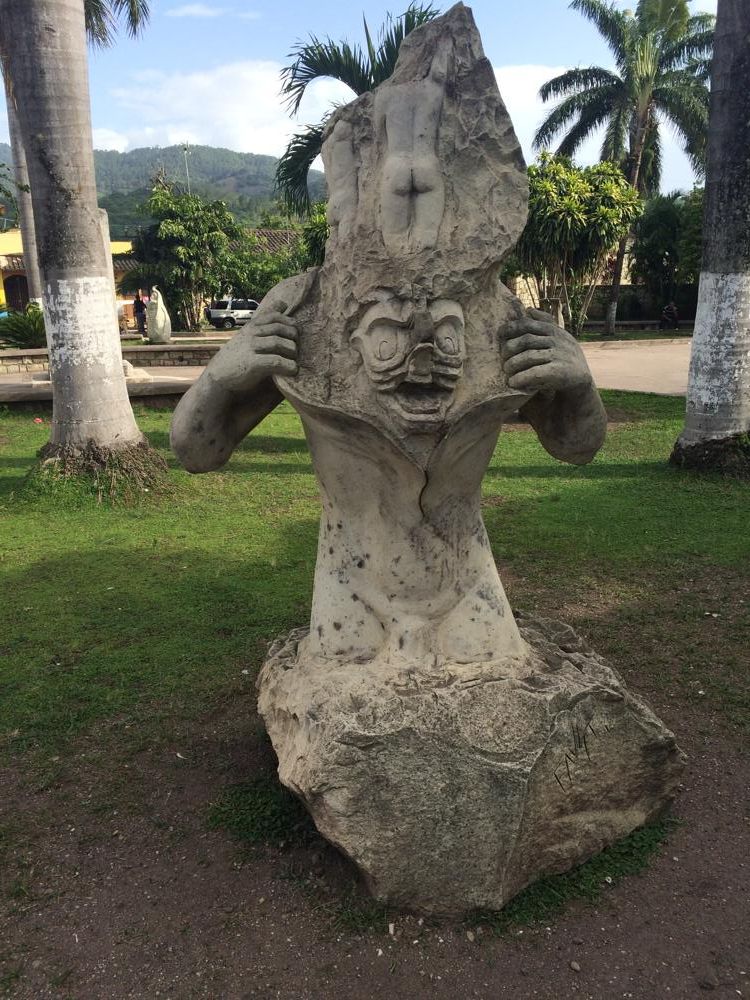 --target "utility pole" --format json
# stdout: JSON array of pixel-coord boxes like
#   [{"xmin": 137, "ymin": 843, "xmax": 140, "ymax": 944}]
[{"xmin": 183, "ymin": 142, "xmax": 191, "ymax": 195}]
